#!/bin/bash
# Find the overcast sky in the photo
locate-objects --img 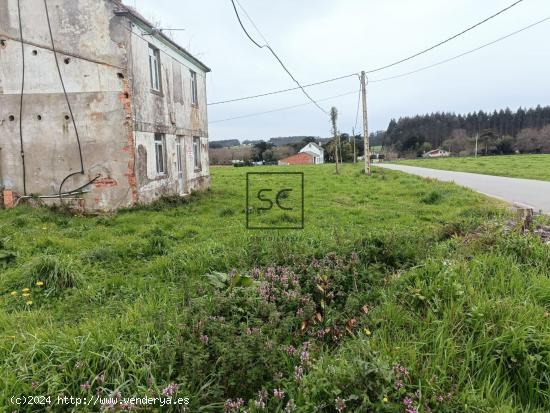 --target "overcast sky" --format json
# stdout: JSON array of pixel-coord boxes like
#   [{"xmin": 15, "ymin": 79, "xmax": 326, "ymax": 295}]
[{"xmin": 124, "ymin": 0, "xmax": 550, "ymax": 141}]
